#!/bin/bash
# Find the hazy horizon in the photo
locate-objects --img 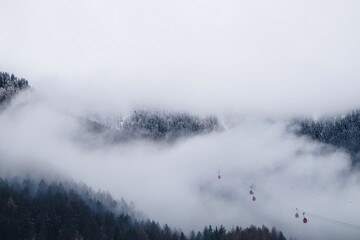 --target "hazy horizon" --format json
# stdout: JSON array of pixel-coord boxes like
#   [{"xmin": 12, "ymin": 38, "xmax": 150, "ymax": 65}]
[{"xmin": 1, "ymin": 1, "xmax": 360, "ymax": 239}]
